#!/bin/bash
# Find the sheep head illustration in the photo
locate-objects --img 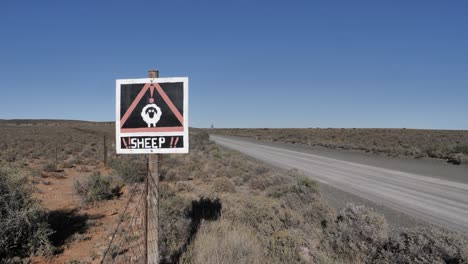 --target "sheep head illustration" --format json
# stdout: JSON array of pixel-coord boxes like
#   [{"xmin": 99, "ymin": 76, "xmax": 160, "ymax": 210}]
[{"xmin": 141, "ymin": 104, "xmax": 162, "ymax": 127}]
